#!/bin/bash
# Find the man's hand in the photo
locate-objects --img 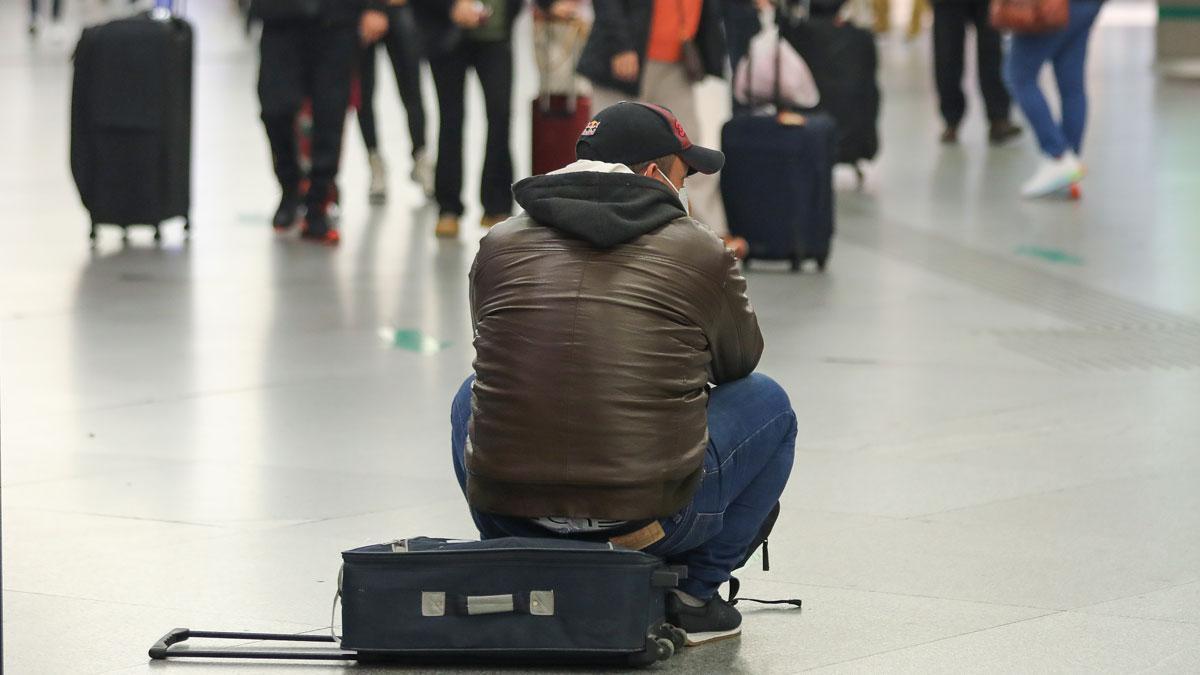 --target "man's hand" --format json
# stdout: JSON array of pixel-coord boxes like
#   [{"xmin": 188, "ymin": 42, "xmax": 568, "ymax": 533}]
[
  {"xmin": 612, "ymin": 51, "xmax": 639, "ymax": 82},
  {"xmin": 451, "ymin": 0, "xmax": 487, "ymax": 28},
  {"xmin": 360, "ymin": 10, "xmax": 389, "ymax": 44}
]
